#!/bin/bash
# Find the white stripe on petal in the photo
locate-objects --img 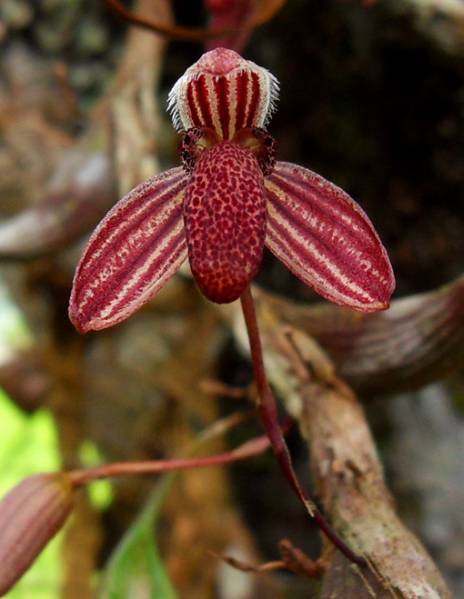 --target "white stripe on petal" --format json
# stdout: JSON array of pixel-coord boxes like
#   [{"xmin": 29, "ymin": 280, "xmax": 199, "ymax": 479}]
[{"xmin": 265, "ymin": 162, "xmax": 395, "ymax": 312}]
